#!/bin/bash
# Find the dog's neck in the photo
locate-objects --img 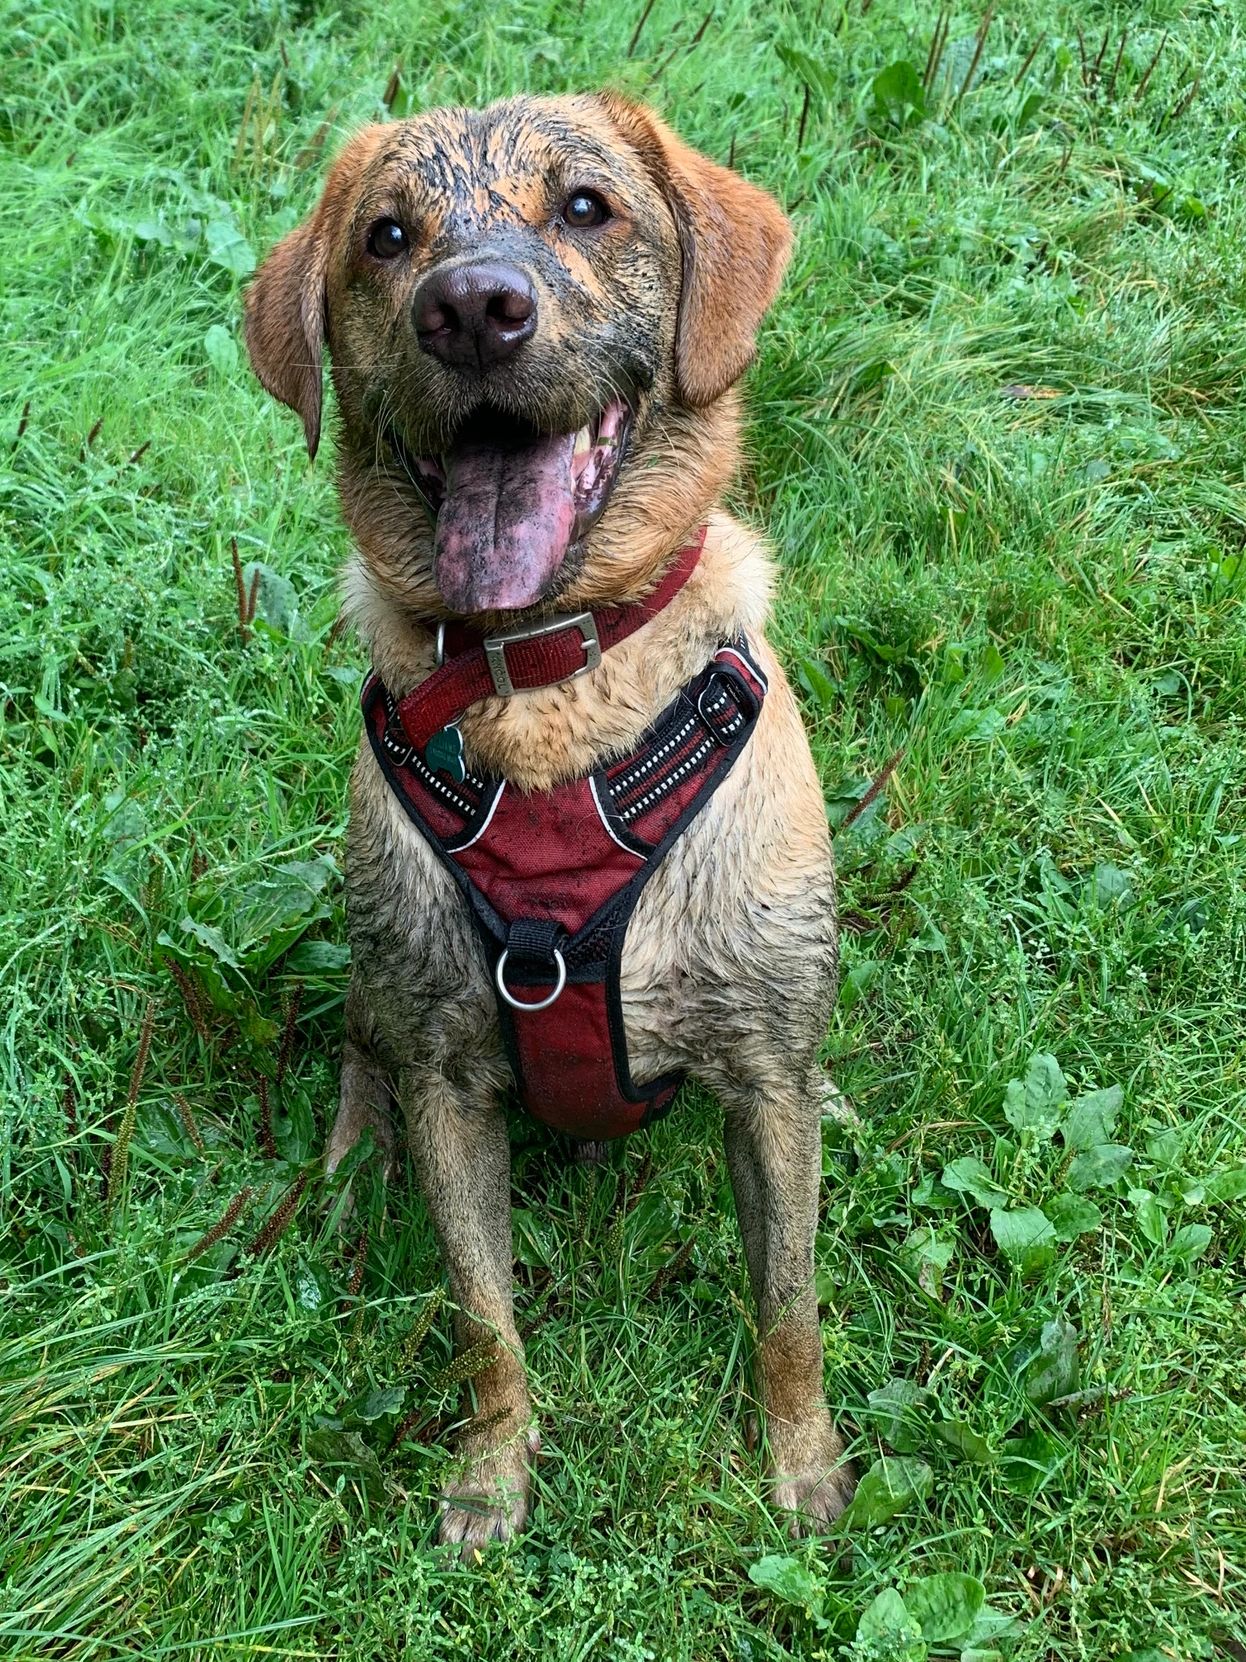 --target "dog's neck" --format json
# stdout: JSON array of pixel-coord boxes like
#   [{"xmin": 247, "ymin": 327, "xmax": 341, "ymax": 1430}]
[{"xmin": 344, "ymin": 509, "xmax": 773, "ymax": 793}]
